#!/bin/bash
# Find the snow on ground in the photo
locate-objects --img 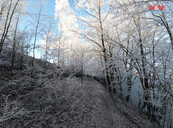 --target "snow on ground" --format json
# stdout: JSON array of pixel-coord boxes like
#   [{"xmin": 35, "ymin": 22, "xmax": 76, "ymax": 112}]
[{"xmin": 0, "ymin": 65, "xmax": 158, "ymax": 128}]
